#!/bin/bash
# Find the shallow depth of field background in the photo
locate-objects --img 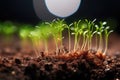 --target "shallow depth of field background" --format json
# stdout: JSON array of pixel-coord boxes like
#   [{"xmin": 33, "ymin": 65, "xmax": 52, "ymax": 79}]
[{"xmin": 0, "ymin": 0, "xmax": 120, "ymax": 55}]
